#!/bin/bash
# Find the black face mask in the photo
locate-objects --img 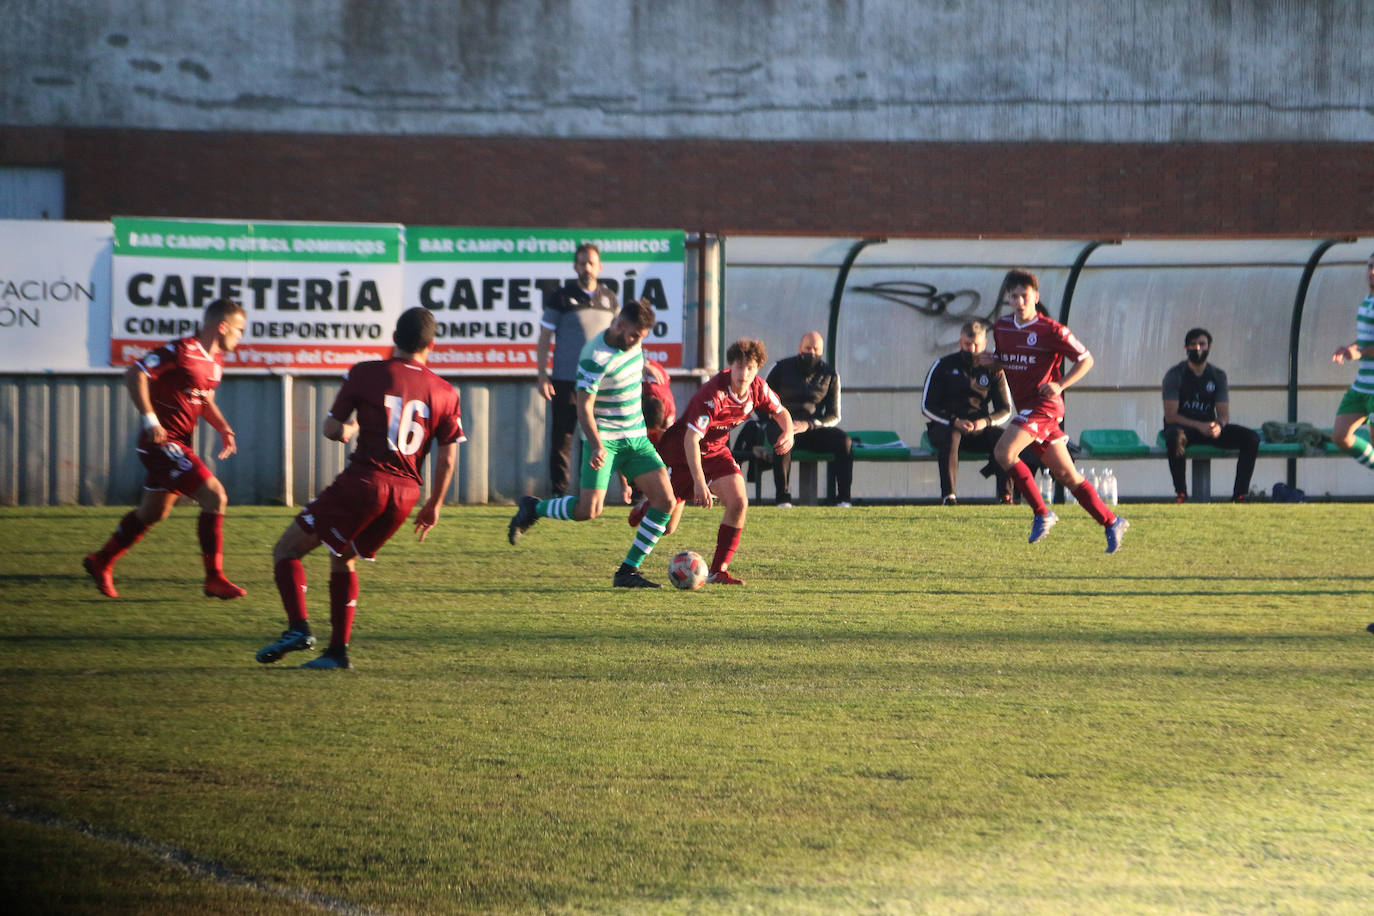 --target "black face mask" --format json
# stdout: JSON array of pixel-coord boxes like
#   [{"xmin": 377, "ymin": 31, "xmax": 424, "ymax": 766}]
[
  {"xmin": 796, "ymin": 353, "xmax": 820, "ymax": 372},
  {"xmin": 1186, "ymin": 347, "xmax": 1208, "ymax": 365}
]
